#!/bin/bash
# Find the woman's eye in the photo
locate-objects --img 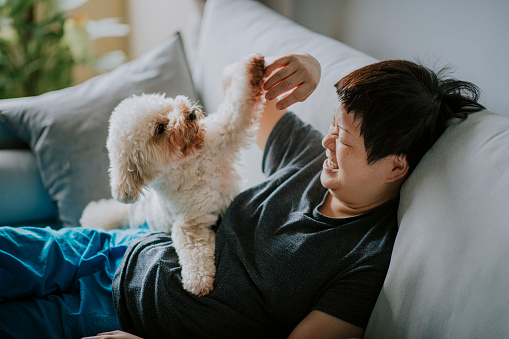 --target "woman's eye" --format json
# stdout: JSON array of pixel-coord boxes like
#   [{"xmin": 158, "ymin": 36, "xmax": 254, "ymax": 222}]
[{"xmin": 156, "ymin": 123, "xmax": 165, "ymax": 135}]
